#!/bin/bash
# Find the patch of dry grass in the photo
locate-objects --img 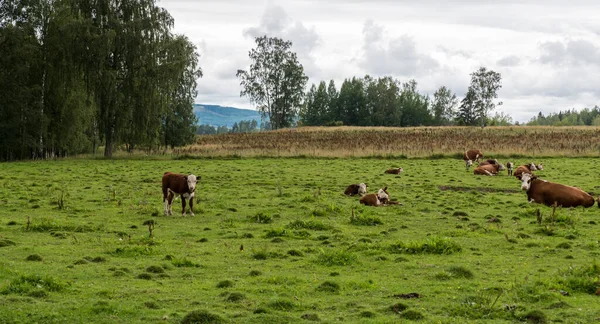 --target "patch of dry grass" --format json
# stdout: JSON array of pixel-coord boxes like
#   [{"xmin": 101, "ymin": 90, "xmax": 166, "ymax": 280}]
[{"xmin": 174, "ymin": 126, "xmax": 600, "ymax": 158}]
